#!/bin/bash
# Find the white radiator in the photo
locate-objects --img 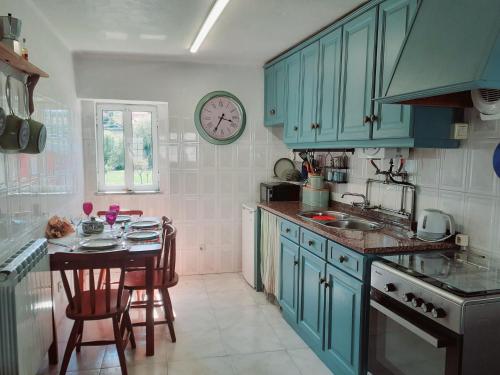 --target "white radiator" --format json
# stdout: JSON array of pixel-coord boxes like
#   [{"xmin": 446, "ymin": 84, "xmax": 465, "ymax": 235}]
[{"xmin": 0, "ymin": 239, "xmax": 52, "ymax": 375}]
